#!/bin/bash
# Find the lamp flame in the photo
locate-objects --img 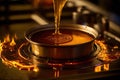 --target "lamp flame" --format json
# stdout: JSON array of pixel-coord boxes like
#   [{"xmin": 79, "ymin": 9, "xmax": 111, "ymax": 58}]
[
  {"xmin": 0, "ymin": 34, "xmax": 39, "ymax": 72},
  {"xmin": 94, "ymin": 63, "xmax": 110, "ymax": 72},
  {"xmin": 10, "ymin": 37, "xmax": 16, "ymax": 46}
]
